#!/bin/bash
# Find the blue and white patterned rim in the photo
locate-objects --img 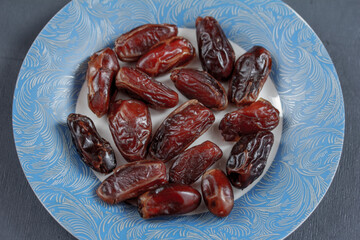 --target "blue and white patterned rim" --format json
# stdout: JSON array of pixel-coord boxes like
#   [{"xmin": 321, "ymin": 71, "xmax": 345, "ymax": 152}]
[{"xmin": 12, "ymin": 0, "xmax": 344, "ymax": 239}]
